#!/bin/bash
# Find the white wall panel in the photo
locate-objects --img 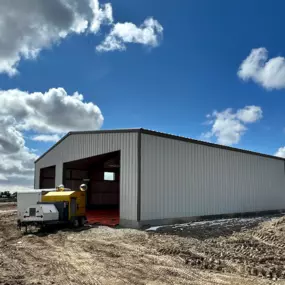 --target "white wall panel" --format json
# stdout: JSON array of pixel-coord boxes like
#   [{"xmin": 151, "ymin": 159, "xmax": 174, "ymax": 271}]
[
  {"xmin": 141, "ymin": 134, "xmax": 285, "ymax": 221},
  {"xmin": 35, "ymin": 132, "xmax": 138, "ymax": 221}
]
